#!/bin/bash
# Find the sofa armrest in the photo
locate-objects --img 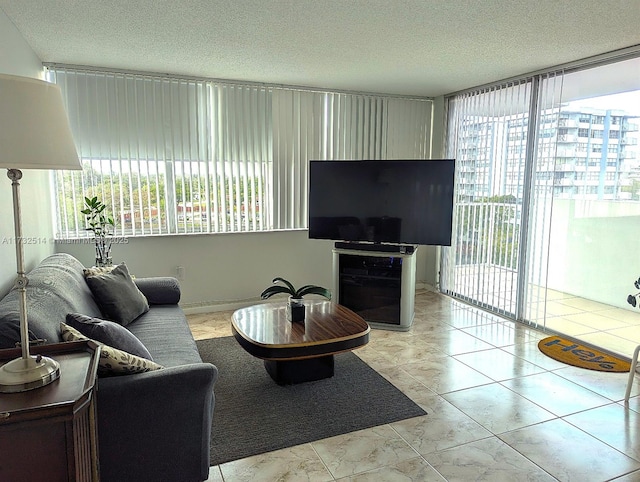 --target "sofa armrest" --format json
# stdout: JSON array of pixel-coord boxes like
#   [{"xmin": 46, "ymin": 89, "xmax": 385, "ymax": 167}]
[
  {"xmin": 96, "ymin": 363, "xmax": 218, "ymax": 482},
  {"xmin": 134, "ymin": 277, "xmax": 181, "ymax": 305}
]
